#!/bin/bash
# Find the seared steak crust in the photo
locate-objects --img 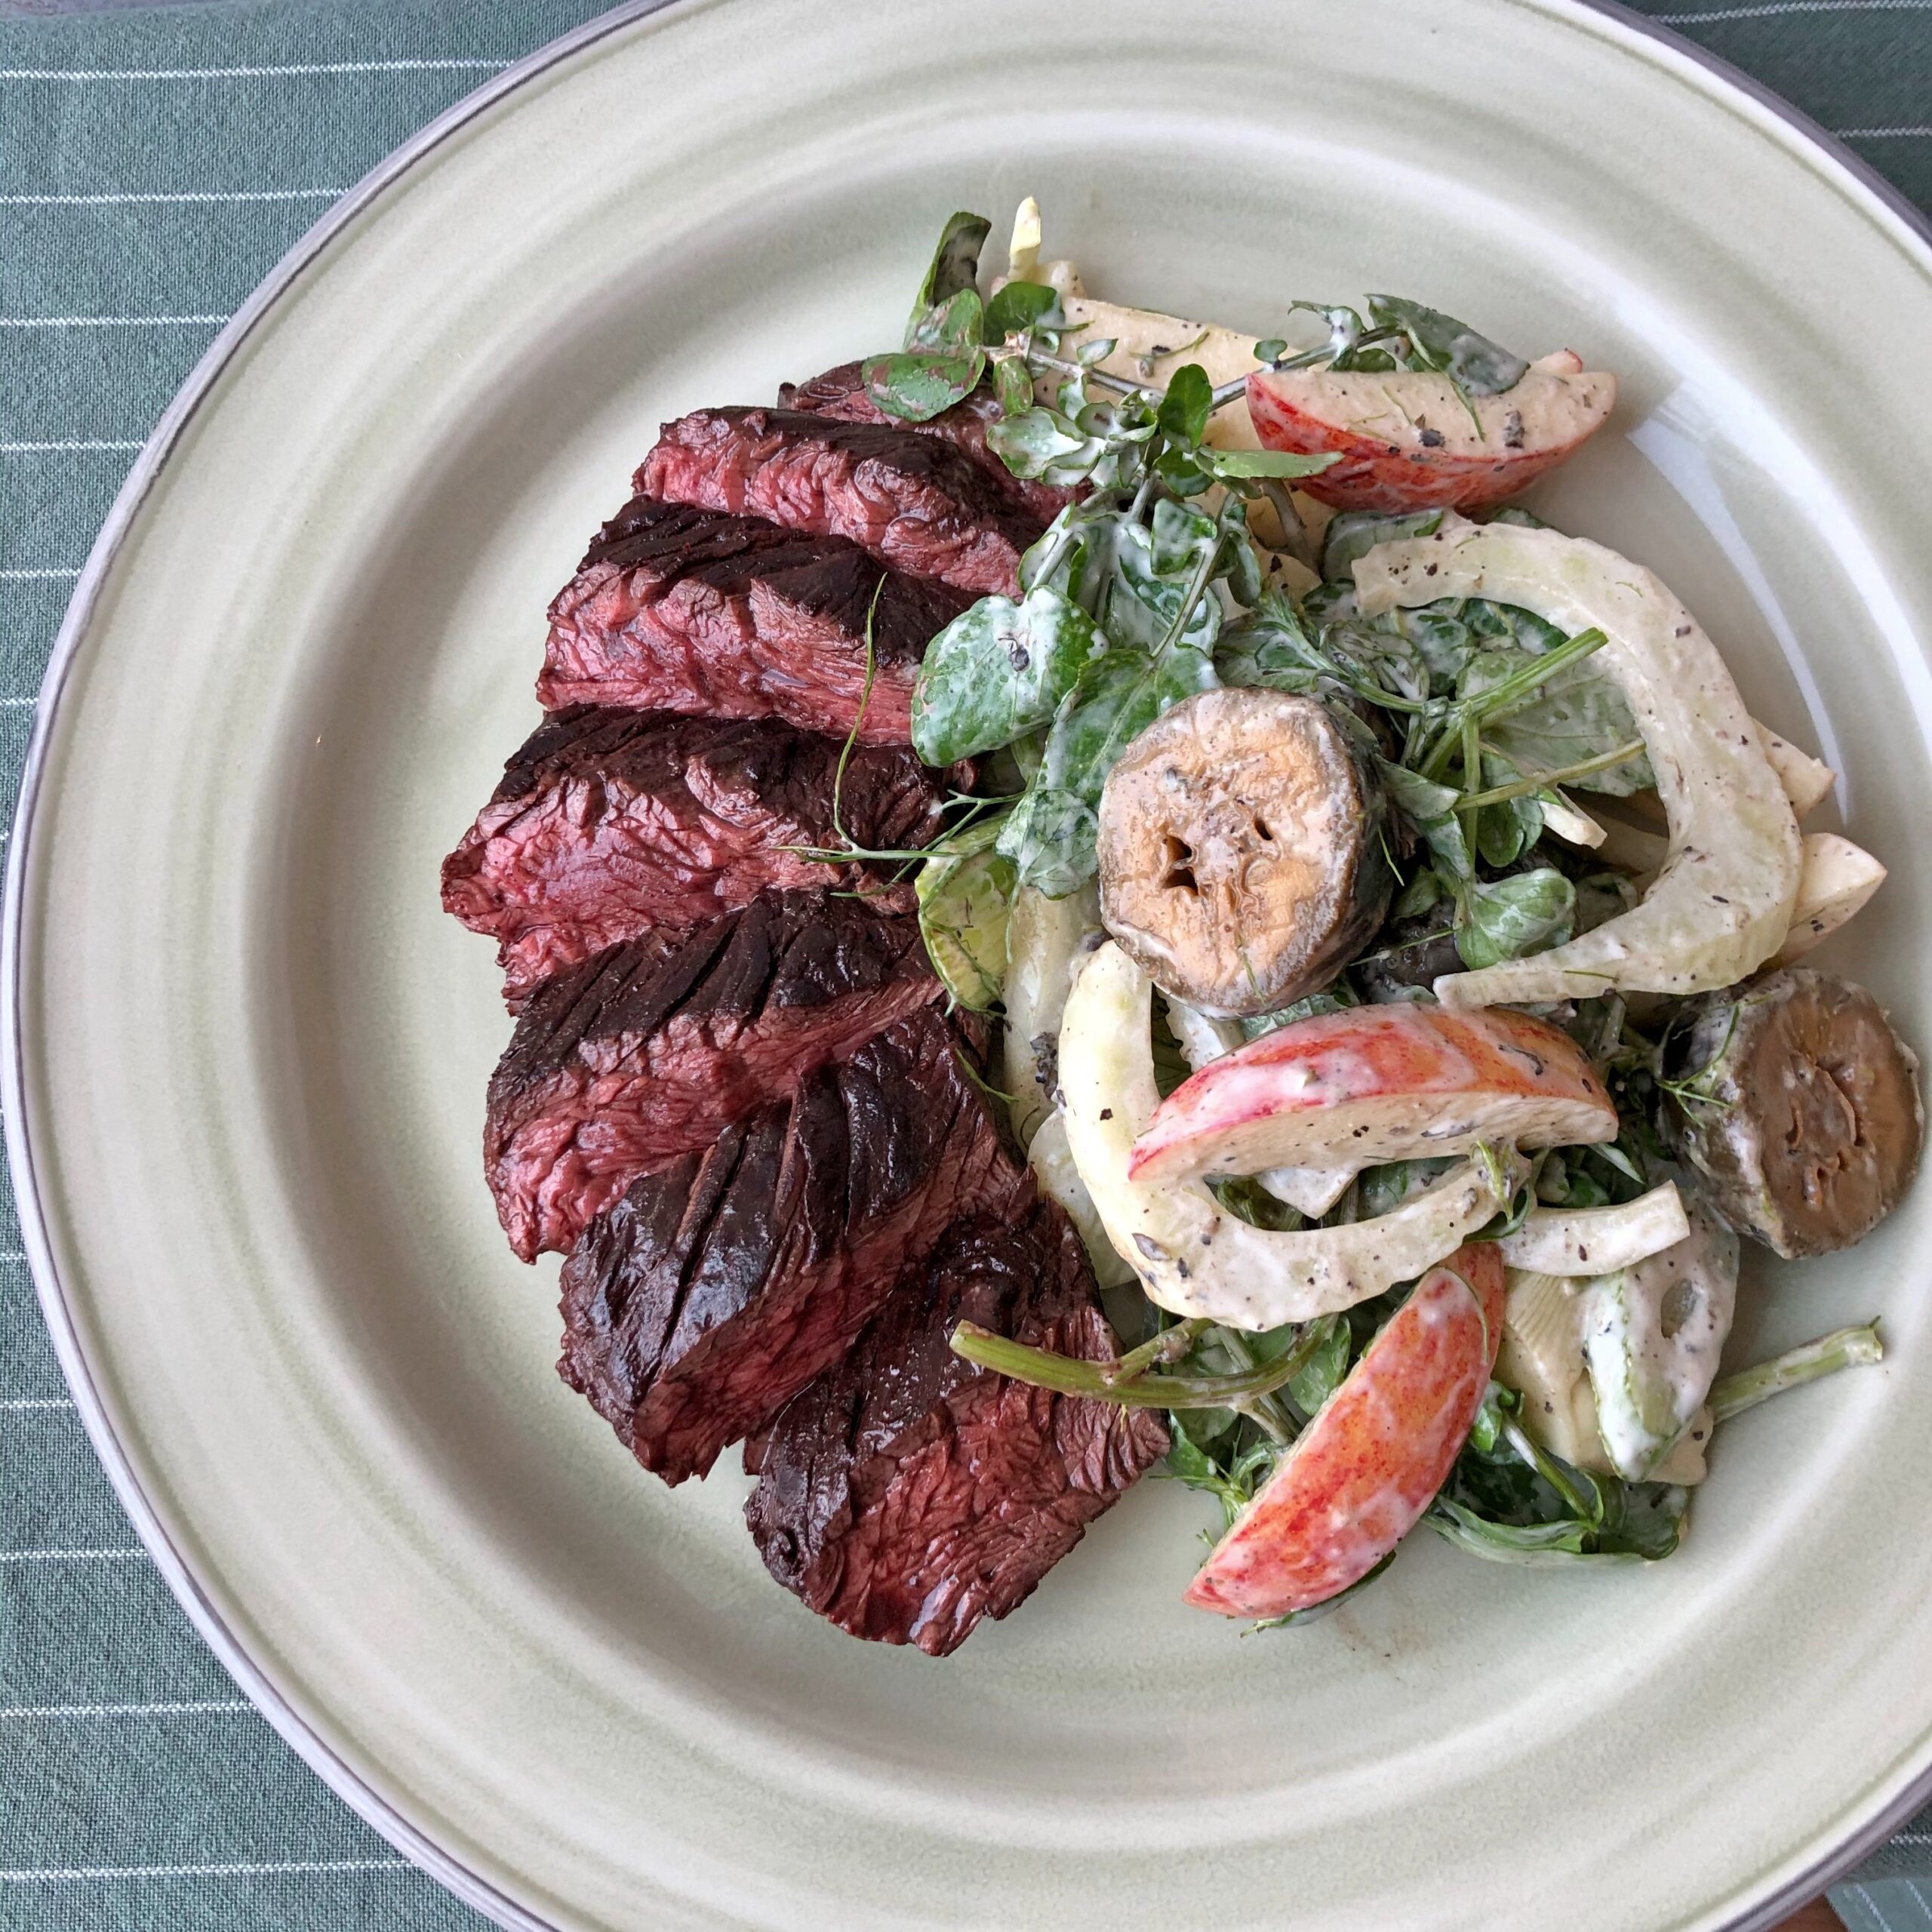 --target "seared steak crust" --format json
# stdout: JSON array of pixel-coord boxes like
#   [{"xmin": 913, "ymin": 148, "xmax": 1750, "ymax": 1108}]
[
  {"xmin": 441, "ymin": 706, "xmax": 951, "ymax": 1006},
  {"xmin": 537, "ymin": 496, "xmax": 968, "ymax": 741},
  {"xmin": 556, "ymin": 1010, "xmax": 1024, "ymax": 1484},
  {"xmin": 484, "ymin": 892, "xmax": 938, "ymax": 1260},
  {"xmin": 635, "ymin": 407, "xmax": 1044, "ymax": 597},
  {"xmin": 778, "ymin": 361, "xmax": 1077, "ymax": 525},
  {"xmin": 745, "ymin": 1196, "xmax": 1168, "ymax": 1656}
]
